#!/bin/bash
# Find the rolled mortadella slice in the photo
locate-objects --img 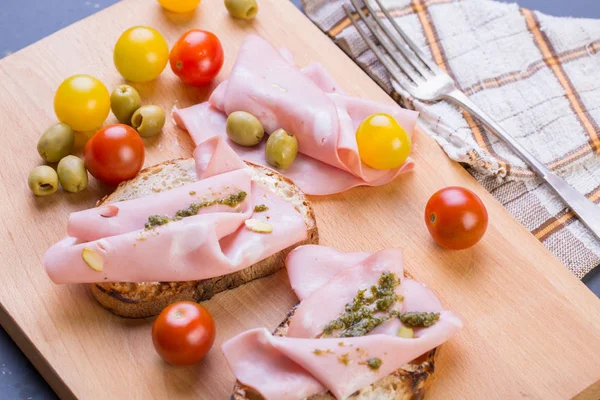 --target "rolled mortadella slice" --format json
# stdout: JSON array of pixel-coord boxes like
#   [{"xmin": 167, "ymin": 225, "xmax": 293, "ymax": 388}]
[
  {"xmin": 174, "ymin": 34, "xmax": 418, "ymax": 196},
  {"xmin": 45, "ymin": 182, "xmax": 307, "ymax": 284}
]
